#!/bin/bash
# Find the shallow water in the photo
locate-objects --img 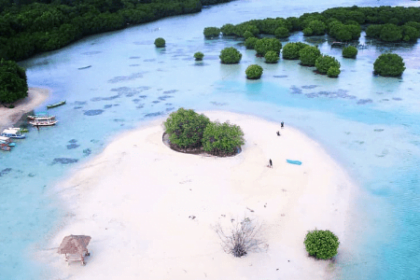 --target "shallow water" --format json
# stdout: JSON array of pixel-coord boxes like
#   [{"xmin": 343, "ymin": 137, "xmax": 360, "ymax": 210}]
[{"xmin": 2, "ymin": 0, "xmax": 420, "ymax": 279}]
